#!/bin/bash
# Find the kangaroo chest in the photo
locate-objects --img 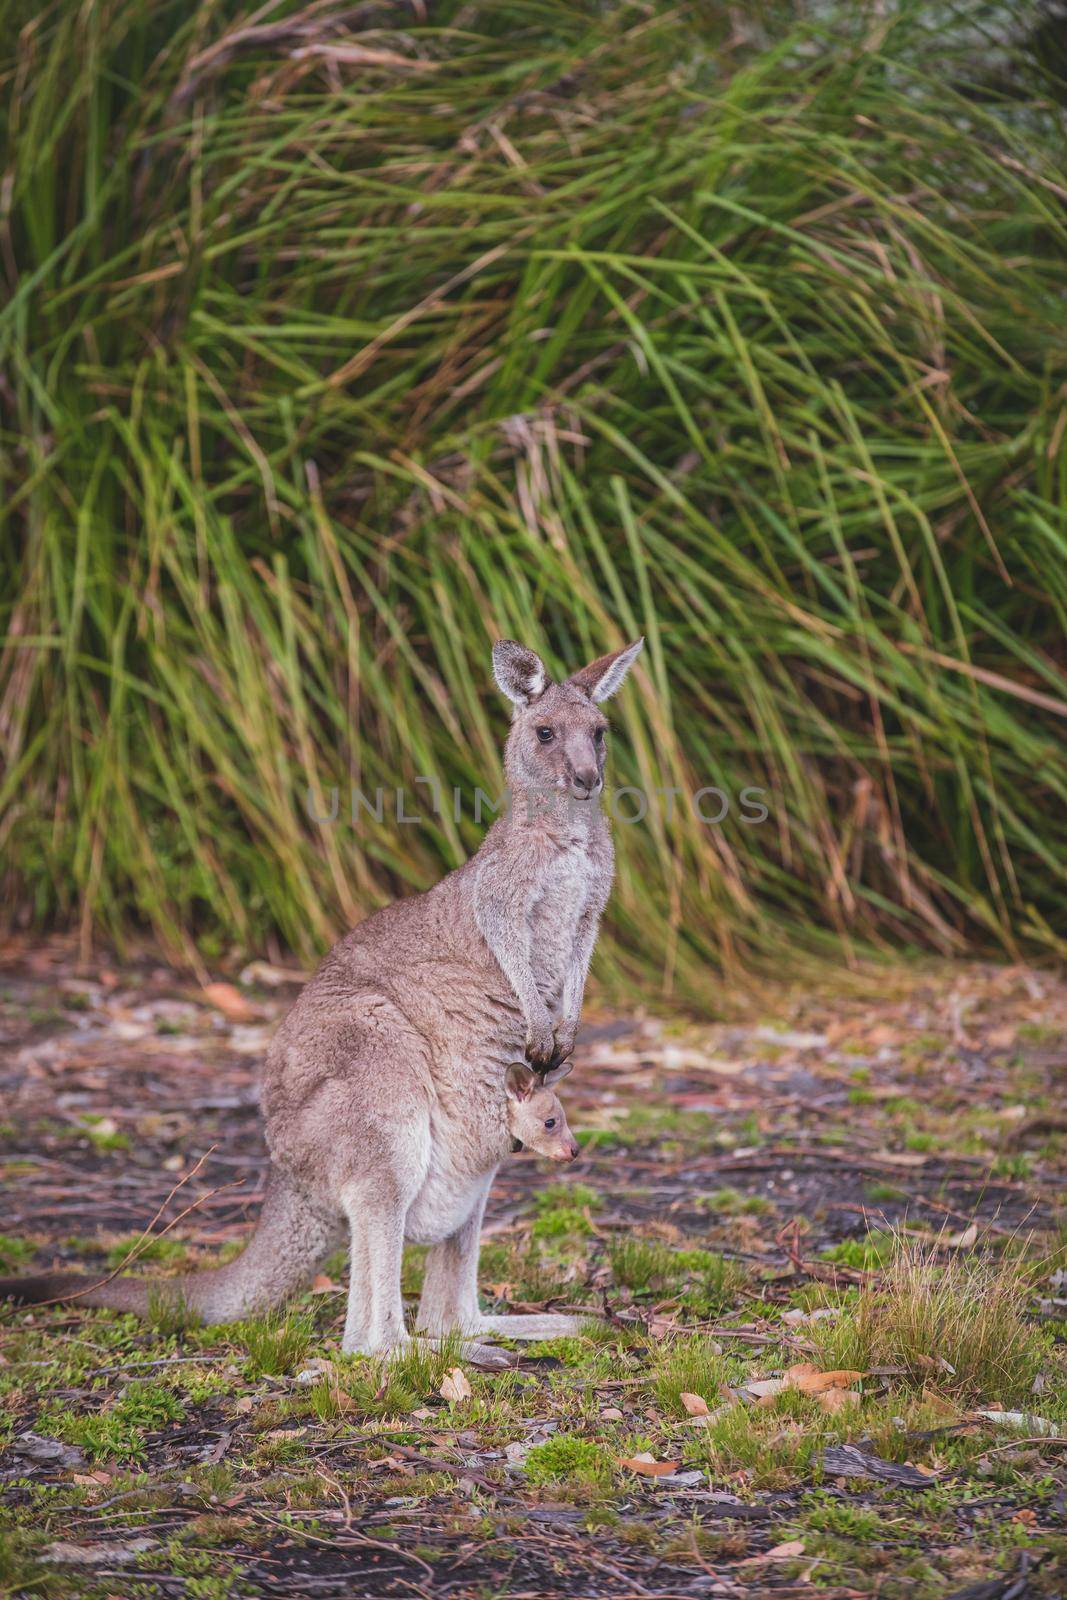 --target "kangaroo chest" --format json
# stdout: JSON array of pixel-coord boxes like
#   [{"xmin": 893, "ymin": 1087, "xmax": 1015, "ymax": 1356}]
[{"xmin": 527, "ymin": 840, "xmax": 596, "ymax": 1008}]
